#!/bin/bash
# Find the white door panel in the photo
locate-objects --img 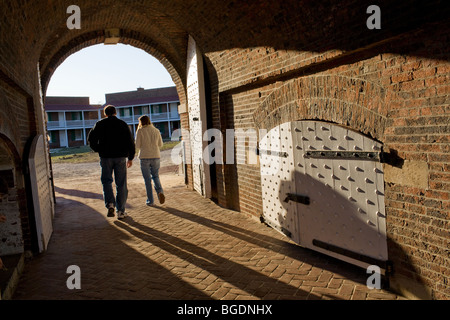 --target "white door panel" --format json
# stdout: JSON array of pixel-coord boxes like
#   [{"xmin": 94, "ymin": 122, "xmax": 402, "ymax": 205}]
[
  {"xmin": 260, "ymin": 121, "xmax": 389, "ymax": 271},
  {"xmin": 187, "ymin": 36, "xmax": 210, "ymax": 197},
  {"xmin": 29, "ymin": 135, "xmax": 54, "ymax": 252}
]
